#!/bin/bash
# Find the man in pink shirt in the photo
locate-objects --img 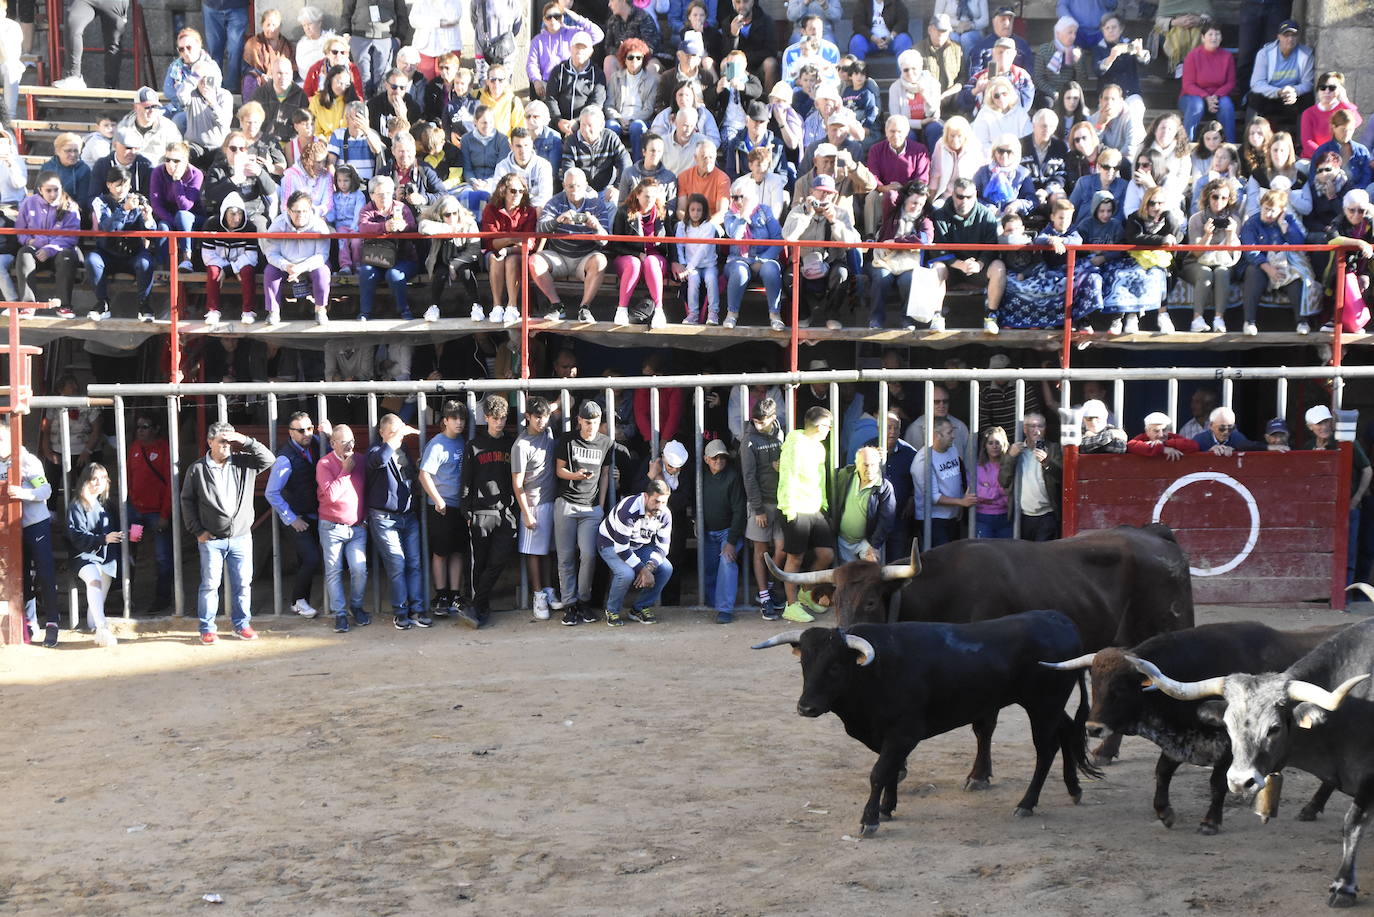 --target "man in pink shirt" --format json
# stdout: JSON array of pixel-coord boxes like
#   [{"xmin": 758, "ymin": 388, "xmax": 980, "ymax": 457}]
[{"xmin": 316, "ymin": 424, "xmax": 370, "ymax": 633}]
